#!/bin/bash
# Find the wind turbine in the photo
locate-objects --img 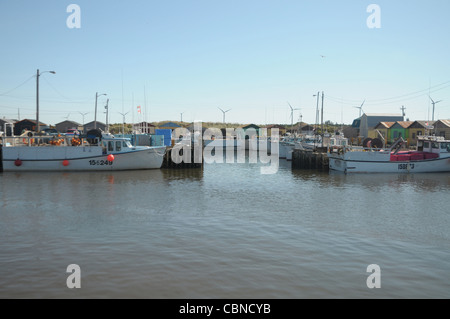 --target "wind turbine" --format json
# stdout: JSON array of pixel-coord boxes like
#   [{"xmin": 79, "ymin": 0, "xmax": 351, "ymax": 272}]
[
  {"xmin": 218, "ymin": 107, "xmax": 231, "ymax": 124},
  {"xmin": 429, "ymin": 96, "xmax": 442, "ymax": 121},
  {"xmin": 118, "ymin": 111, "xmax": 129, "ymax": 134},
  {"xmin": 287, "ymin": 102, "xmax": 300, "ymax": 133},
  {"xmin": 78, "ymin": 112, "xmax": 88, "ymax": 126},
  {"xmin": 354, "ymin": 100, "xmax": 365, "ymax": 118}
]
